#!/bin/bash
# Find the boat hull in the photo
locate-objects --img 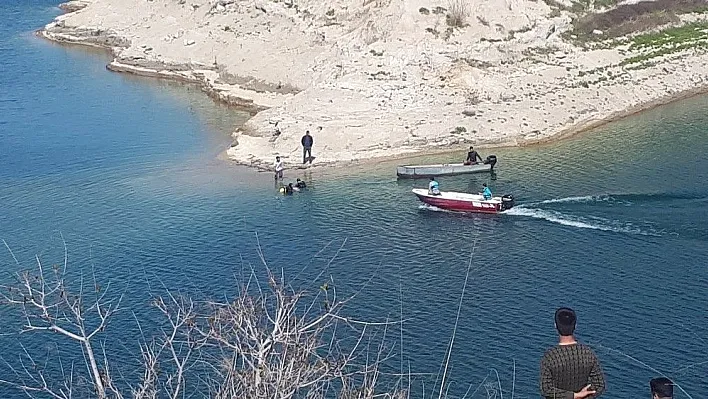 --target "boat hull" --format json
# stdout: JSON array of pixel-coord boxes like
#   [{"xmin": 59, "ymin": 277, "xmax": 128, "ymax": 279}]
[
  {"xmin": 397, "ymin": 163, "xmax": 492, "ymax": 179},
  {"xmin": 412, "ymin": 189, "xmax": 513, "ymax": 214}
]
